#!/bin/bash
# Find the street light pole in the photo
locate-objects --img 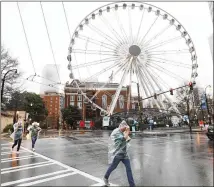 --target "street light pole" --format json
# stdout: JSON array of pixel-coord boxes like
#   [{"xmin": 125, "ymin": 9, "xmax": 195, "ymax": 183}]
[
  {"xmin": 1, "ymin": 69, "xmax": 17, "ymax": 102},
  {"xmin": 205, "ymin": 85, "xmax": 211, "ymax": 125},
  {"xmin": 136, "ymin": 83, "xmax": 143, "ymax": 131}
]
